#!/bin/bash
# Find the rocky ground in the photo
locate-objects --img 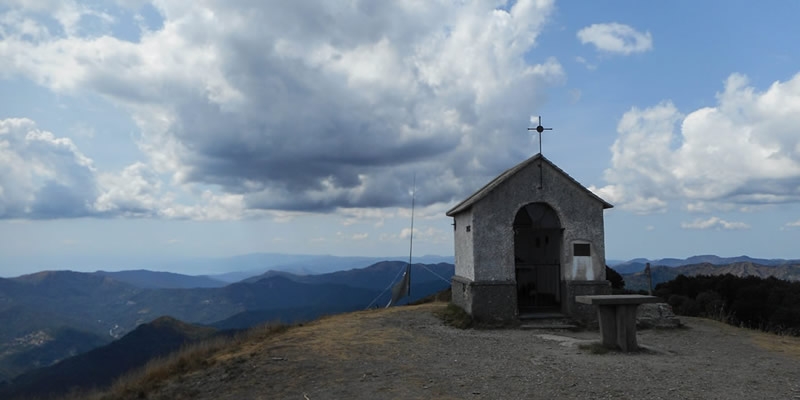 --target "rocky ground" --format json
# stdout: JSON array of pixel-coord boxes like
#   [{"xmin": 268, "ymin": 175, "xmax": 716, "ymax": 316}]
[{"xmin": 113, "ymin": 303, "xmax": 800, "ymax": 400}]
